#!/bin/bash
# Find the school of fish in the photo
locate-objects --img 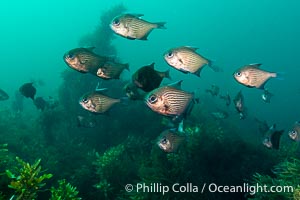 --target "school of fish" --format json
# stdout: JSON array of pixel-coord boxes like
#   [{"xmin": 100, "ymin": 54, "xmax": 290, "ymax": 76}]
[{"xmin": 1, "ymin": 12, "xmax": 293, "ymax": 153}]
